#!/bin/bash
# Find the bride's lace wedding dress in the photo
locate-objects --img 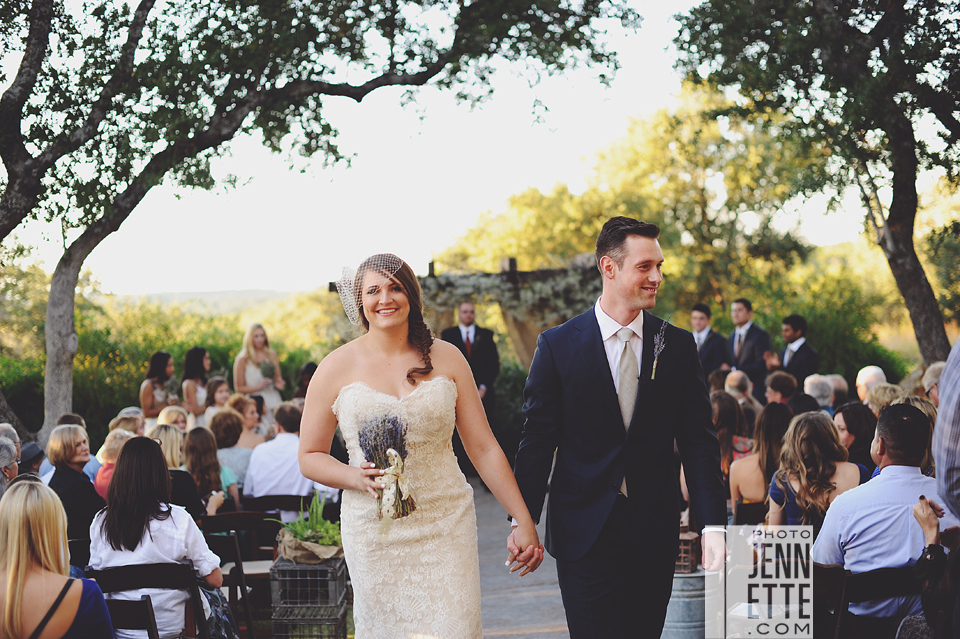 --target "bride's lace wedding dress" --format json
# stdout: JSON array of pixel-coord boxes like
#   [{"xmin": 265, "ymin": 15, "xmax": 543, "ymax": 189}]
[{"xmin": 334, "ymin": 376, "xmax": 482, "ymax": 638}]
